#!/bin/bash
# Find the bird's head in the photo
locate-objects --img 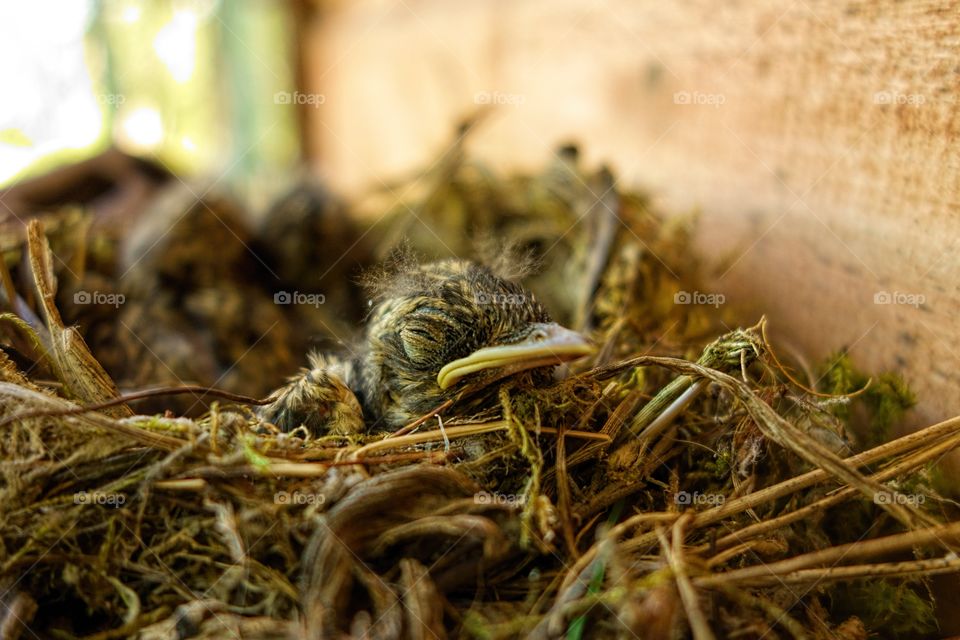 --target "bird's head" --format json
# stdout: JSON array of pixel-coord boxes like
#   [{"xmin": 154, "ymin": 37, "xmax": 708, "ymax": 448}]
[{"xmin": 359, "ymin": 259, "xmax": 594, "ymax": 427}]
